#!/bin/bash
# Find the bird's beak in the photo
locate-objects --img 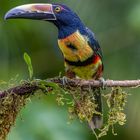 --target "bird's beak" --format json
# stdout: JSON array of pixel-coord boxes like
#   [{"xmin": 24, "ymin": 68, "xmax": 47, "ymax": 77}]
[{"xmin": 4, "ymin": 3, "xmax": 56, "ymax": 21}]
